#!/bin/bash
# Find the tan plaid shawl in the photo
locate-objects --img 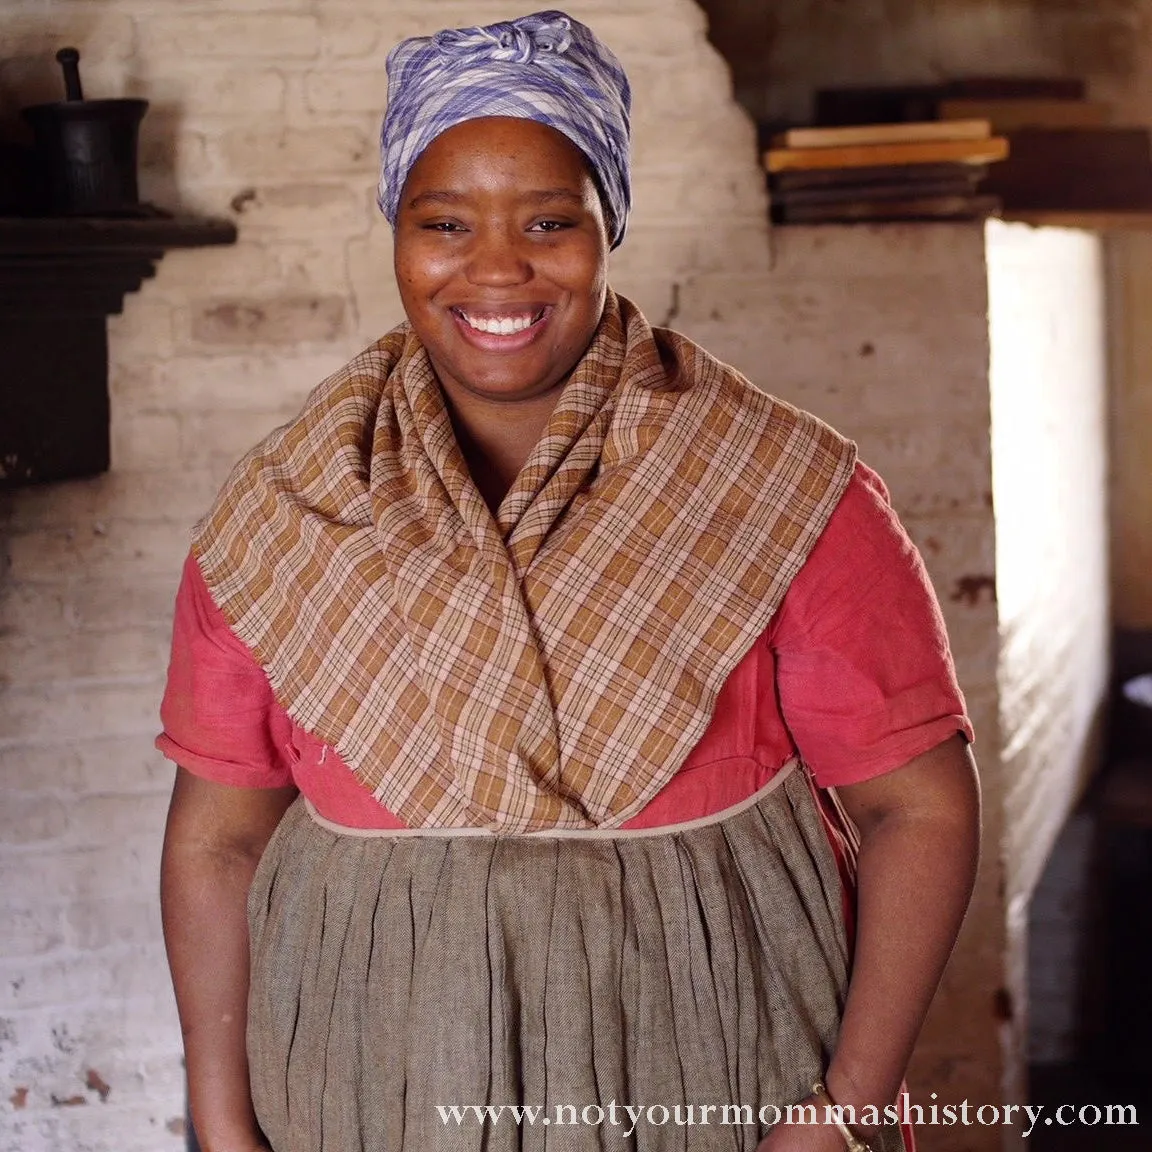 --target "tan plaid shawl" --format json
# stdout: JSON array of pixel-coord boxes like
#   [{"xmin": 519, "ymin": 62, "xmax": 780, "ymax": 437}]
[{"xmin": 193, "ymin": 292, "xmax": 856, "ymax": 832}]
